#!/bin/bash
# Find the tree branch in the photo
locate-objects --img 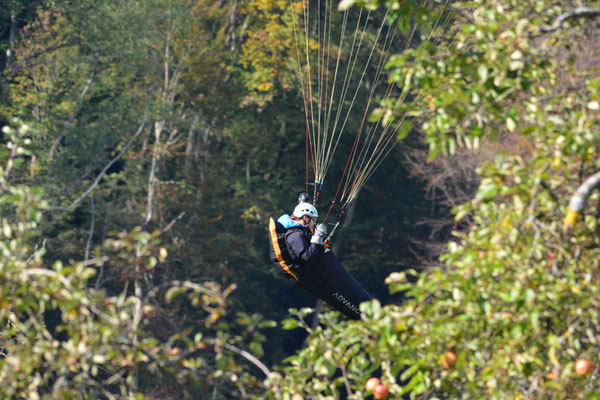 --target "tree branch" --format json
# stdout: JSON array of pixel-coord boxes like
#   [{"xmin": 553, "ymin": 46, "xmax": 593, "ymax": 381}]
[
  {"xmin": 223, "ymin": 343, "xmax": 272, "ymax": 377},
  {"xmin": 52, "ymin": 119, "xmax": 147, "ymax": 212},
  {"xmin": 160, "ymin": 212, "xmax": 186, "ymax": 236},
  {"xmin": 563, "ymin": 170, "xmax": 600, "ymax": 232},
  {"xmin": 25, "ymin": 268, "xmax": 71, "ymax": 286},
  {"xmin": 542, "ymin": 7, "xmax": 600, "ymax": 32},
  {"xmin": 84, "ymin": 194, "xmax": 95, "ymax": 262},
  {"xmin": 339, "ymin": 364, "xmax": 353, "ymax": 397}
]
